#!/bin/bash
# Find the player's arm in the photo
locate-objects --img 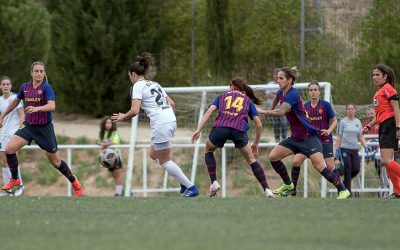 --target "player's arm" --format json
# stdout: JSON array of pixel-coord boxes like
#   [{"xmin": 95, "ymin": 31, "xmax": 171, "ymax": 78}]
[
  {"xmin": 166, "ymin": 95, "xmax": 176, "ymax": 111},
  {"xmin": 321, "ymin": 116, "xmax": 337, "ymax": 136},
  {"xmin": 263, "ymin": 102, "xmax": 291, "ymax": 117},
  {"xmin": 390, "ymin": 99, "xmax": 400, "ymax": 139},
  {"xmin": 251, "ymin": 116, "xmax": 262, "ymax": 155},
  {"xmin": 192, "ymin": 105, "xmax": 217, "ymax": 143},
  {"xmin": 270, "ymin": 96, "xmax": 278, "ymax": 110},
  {"xmin": 112, "ymin": 99, "xmax": 141, "ymax": 122},
  {"xmin": 18, "ymin": 106, "xmax": 25, "ymax": 128},
  {"xmin": 362, "ymin": 117, "xmax": 377, "ymax": 134},
  {"xmin": 25, "ymin": 100, "xmax": 55, "ymax": 114},
  {"xmin": 358, "ymin": 132, "xmax": 367, "ymax": 148},
  {"xmin": 0, "ymin": 98, "xmax": 21, "ymax": 127}
]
